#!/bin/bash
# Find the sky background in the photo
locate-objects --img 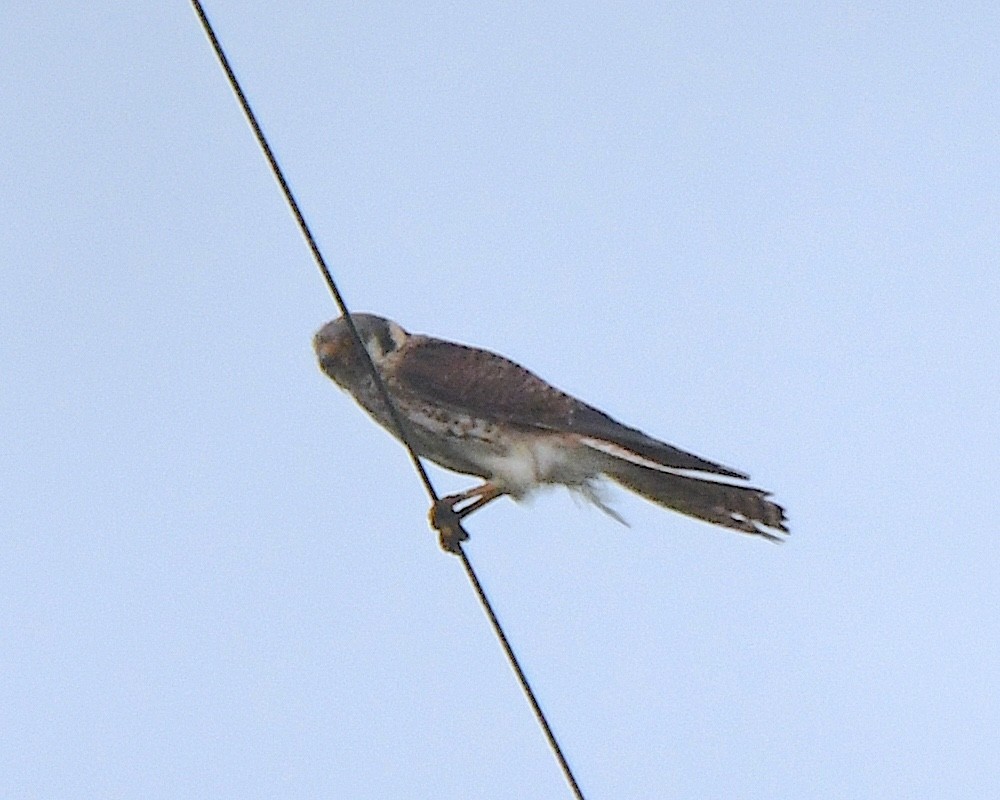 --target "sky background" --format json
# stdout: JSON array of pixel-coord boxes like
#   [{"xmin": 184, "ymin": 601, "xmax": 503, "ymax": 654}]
[{"xmin": 3, "ymin": 2, "xmax": 998, "ymax": 798}]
